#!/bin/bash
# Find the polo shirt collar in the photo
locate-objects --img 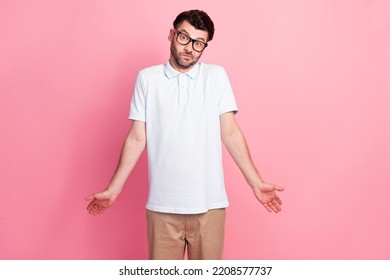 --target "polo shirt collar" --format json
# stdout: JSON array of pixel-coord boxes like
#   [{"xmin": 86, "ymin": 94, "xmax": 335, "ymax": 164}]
[{"xmin": 164, "ymin": 60, "xmax": 200, "ymax": 80}]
